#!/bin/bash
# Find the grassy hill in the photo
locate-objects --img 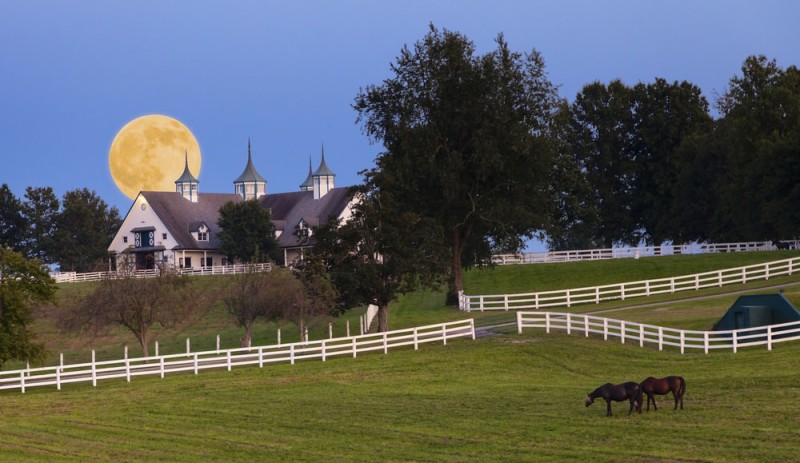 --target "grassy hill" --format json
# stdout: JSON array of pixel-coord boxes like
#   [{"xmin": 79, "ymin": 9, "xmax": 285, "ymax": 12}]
[{"xmin": 5, "ymin": 249, "xmax": 800, "ymax": 461}]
